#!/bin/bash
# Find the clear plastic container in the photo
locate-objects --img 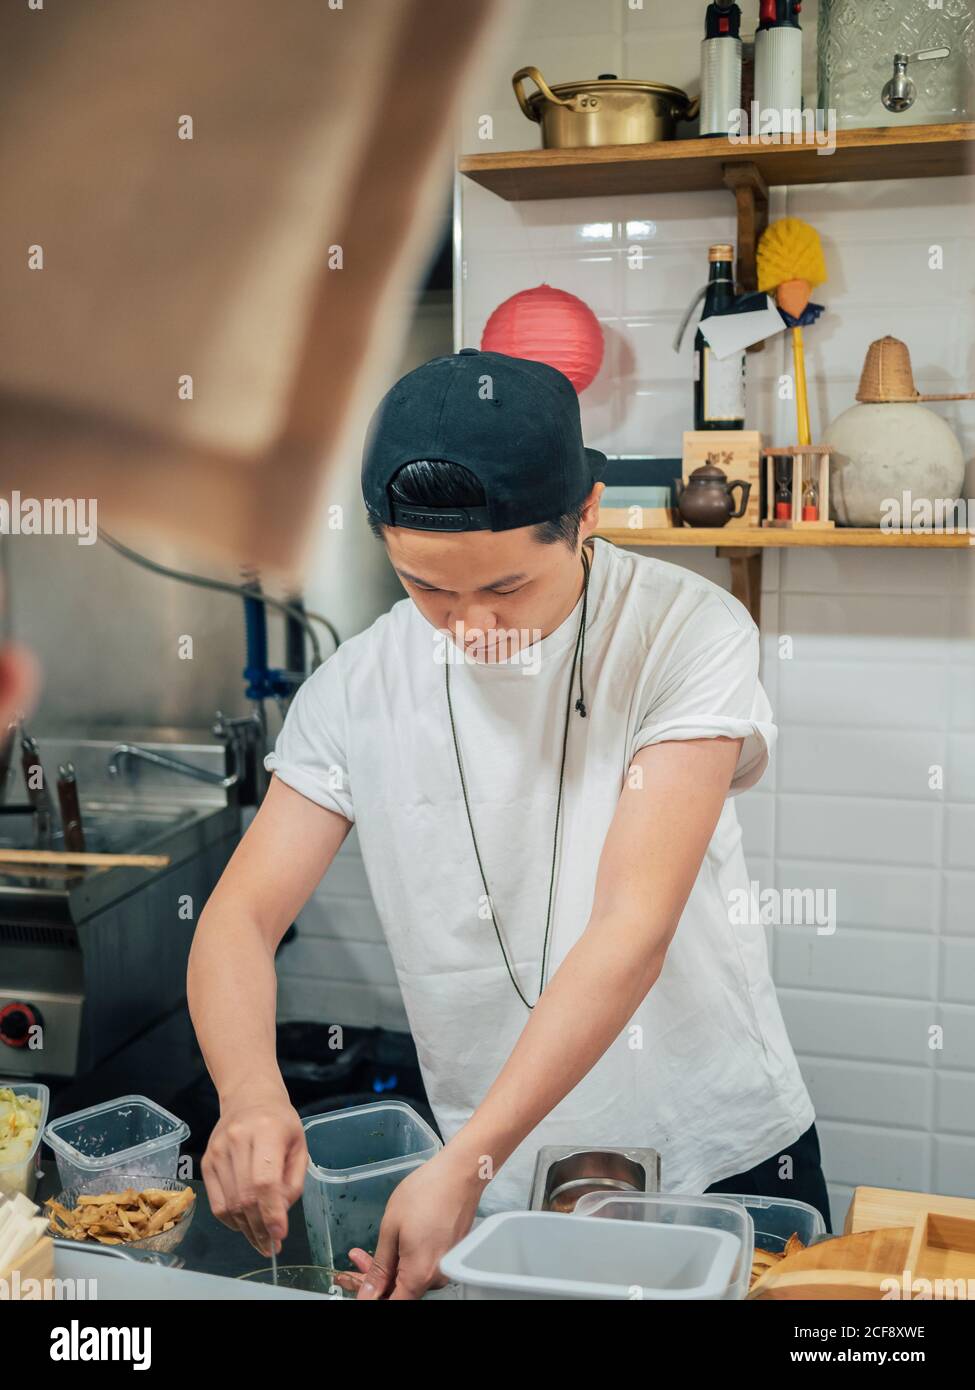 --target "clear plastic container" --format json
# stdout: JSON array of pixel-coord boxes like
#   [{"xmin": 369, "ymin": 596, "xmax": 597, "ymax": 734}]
[
  {"xmin": 573, "ymin": 1192, "xmax": 756, "ymax": 1300},
  {"xmin": 0, "ymin": 1080, "xmax": 50, "ymax": 1200},
  {"xmin": 440, "ymin": 1210, "xmax": 743, "ymax": 1301},
  {"xmin": 689, "ymin": 1191, "xmax": 827, "ymax": 1252},
  {"xmin": 44, "ymin": 1095, "xmax": 189, "ymax": 1190},
  {"xmin": 302, "ymin": 1101, "xmax": 441, "ymax": 1272}
]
